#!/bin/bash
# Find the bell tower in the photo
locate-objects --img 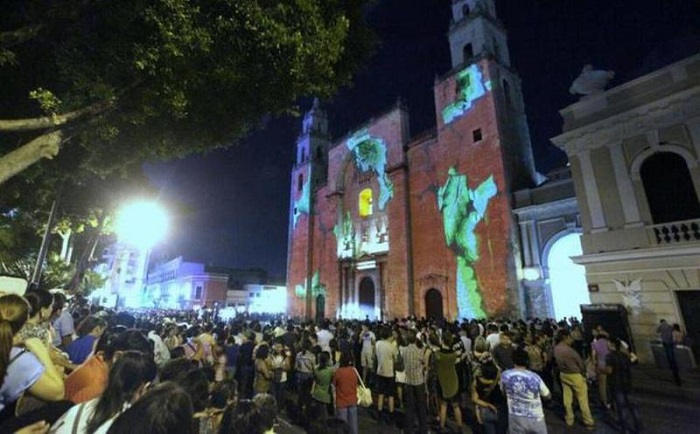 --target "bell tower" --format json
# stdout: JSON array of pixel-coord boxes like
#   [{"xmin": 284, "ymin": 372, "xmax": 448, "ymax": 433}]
[
  {"xmin": 287, "ymin": 98, "xmax": 330, "ymax": 317},
  {"xmin": 445, "ymin": 0, "xmax": 538, "ymax": 190}
]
